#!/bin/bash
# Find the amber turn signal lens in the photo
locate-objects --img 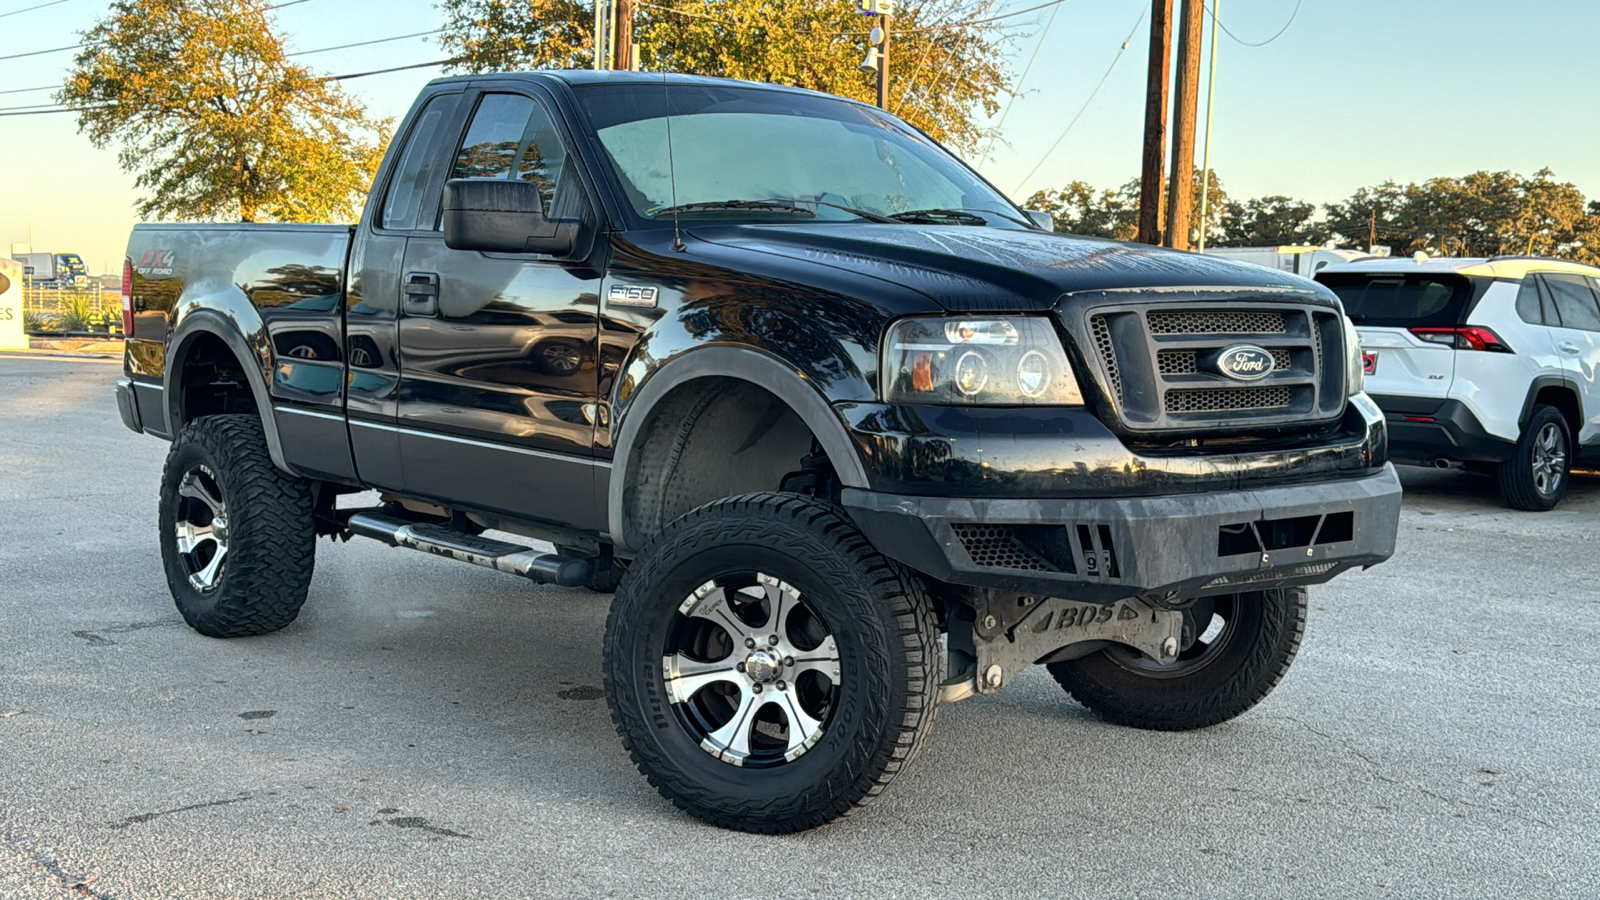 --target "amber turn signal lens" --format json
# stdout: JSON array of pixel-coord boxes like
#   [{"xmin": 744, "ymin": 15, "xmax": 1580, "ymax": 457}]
[{"xmin": 911, "ymin": 352, "xmax": 934, "ymax": 392}]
